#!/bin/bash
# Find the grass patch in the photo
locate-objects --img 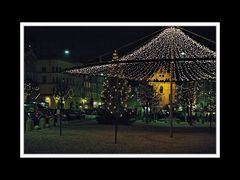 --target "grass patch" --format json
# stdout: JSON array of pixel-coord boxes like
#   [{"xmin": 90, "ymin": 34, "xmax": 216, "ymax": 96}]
[{"xmin": 24, "ymin": 121, "xmax": 216, "ymax": 154}]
